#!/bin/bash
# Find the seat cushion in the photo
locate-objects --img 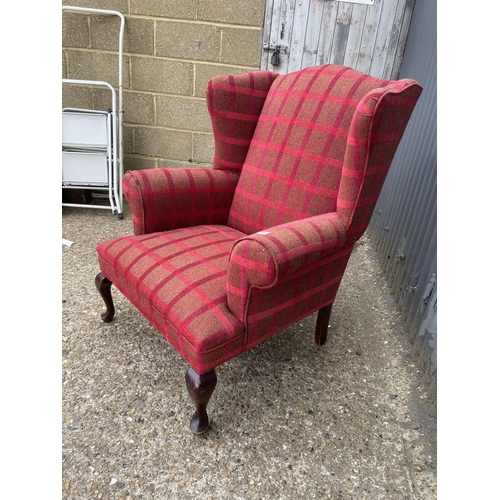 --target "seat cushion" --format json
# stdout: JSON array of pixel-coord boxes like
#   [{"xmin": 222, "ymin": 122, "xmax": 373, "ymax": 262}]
[{"xmin": 96, "ymin": 225, "xmax": 246, "ymax": 374}]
